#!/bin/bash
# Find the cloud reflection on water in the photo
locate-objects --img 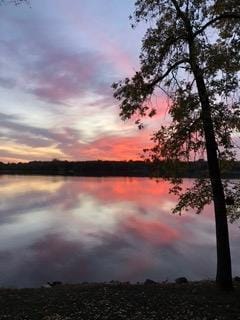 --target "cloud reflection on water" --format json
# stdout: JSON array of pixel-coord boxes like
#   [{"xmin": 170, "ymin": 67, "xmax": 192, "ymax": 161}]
[{"xmin": 0, "ymin": 175, "xmax": 239, "ymax": 287}]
